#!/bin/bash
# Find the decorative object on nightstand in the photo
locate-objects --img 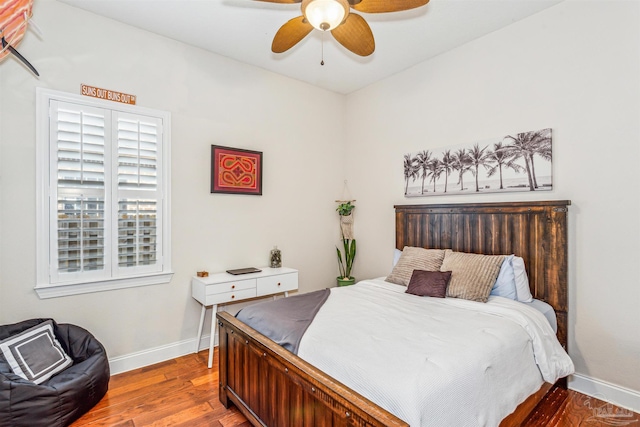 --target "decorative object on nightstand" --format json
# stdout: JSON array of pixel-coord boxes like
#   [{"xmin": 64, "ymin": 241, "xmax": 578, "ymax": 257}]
[
  {"xmin": 270, "ymin": 246, "xmax": 282, "ymax": 268},
  {"xmin": 336, "ymin": 184, "xmax": 356, "ymax": 286},
  {"xmin": 191, "ymin": 267, "xmax": 298, "ymax": 368}
]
